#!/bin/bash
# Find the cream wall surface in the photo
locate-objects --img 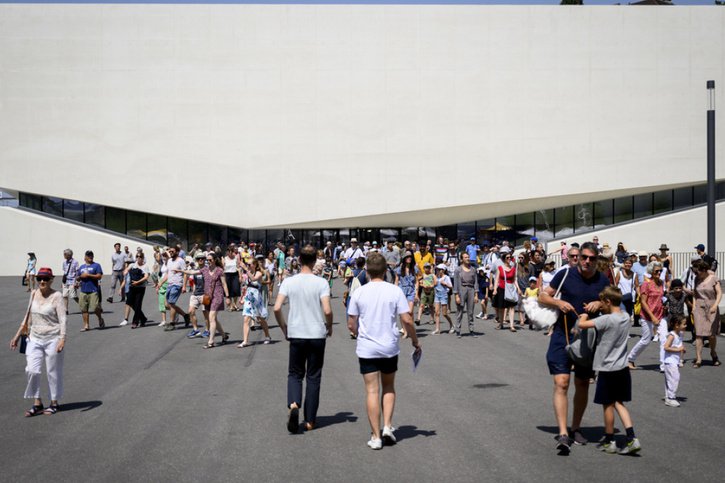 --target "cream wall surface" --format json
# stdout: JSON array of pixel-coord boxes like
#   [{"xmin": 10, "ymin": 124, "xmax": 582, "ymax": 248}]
[{"xmin": 0, "ymin": 5, "xmax": 723, "ymax": 228}]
